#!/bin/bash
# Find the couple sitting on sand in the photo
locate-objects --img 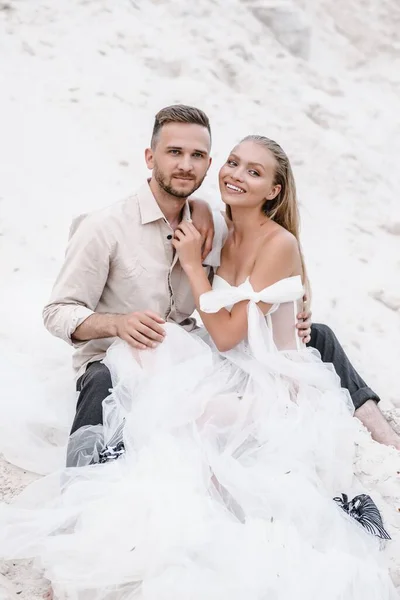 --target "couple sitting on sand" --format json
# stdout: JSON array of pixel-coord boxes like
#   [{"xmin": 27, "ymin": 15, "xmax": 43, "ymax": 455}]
[{"xmin": 0, "ymin": 104, "xmax": 399, "ymax": 599}]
